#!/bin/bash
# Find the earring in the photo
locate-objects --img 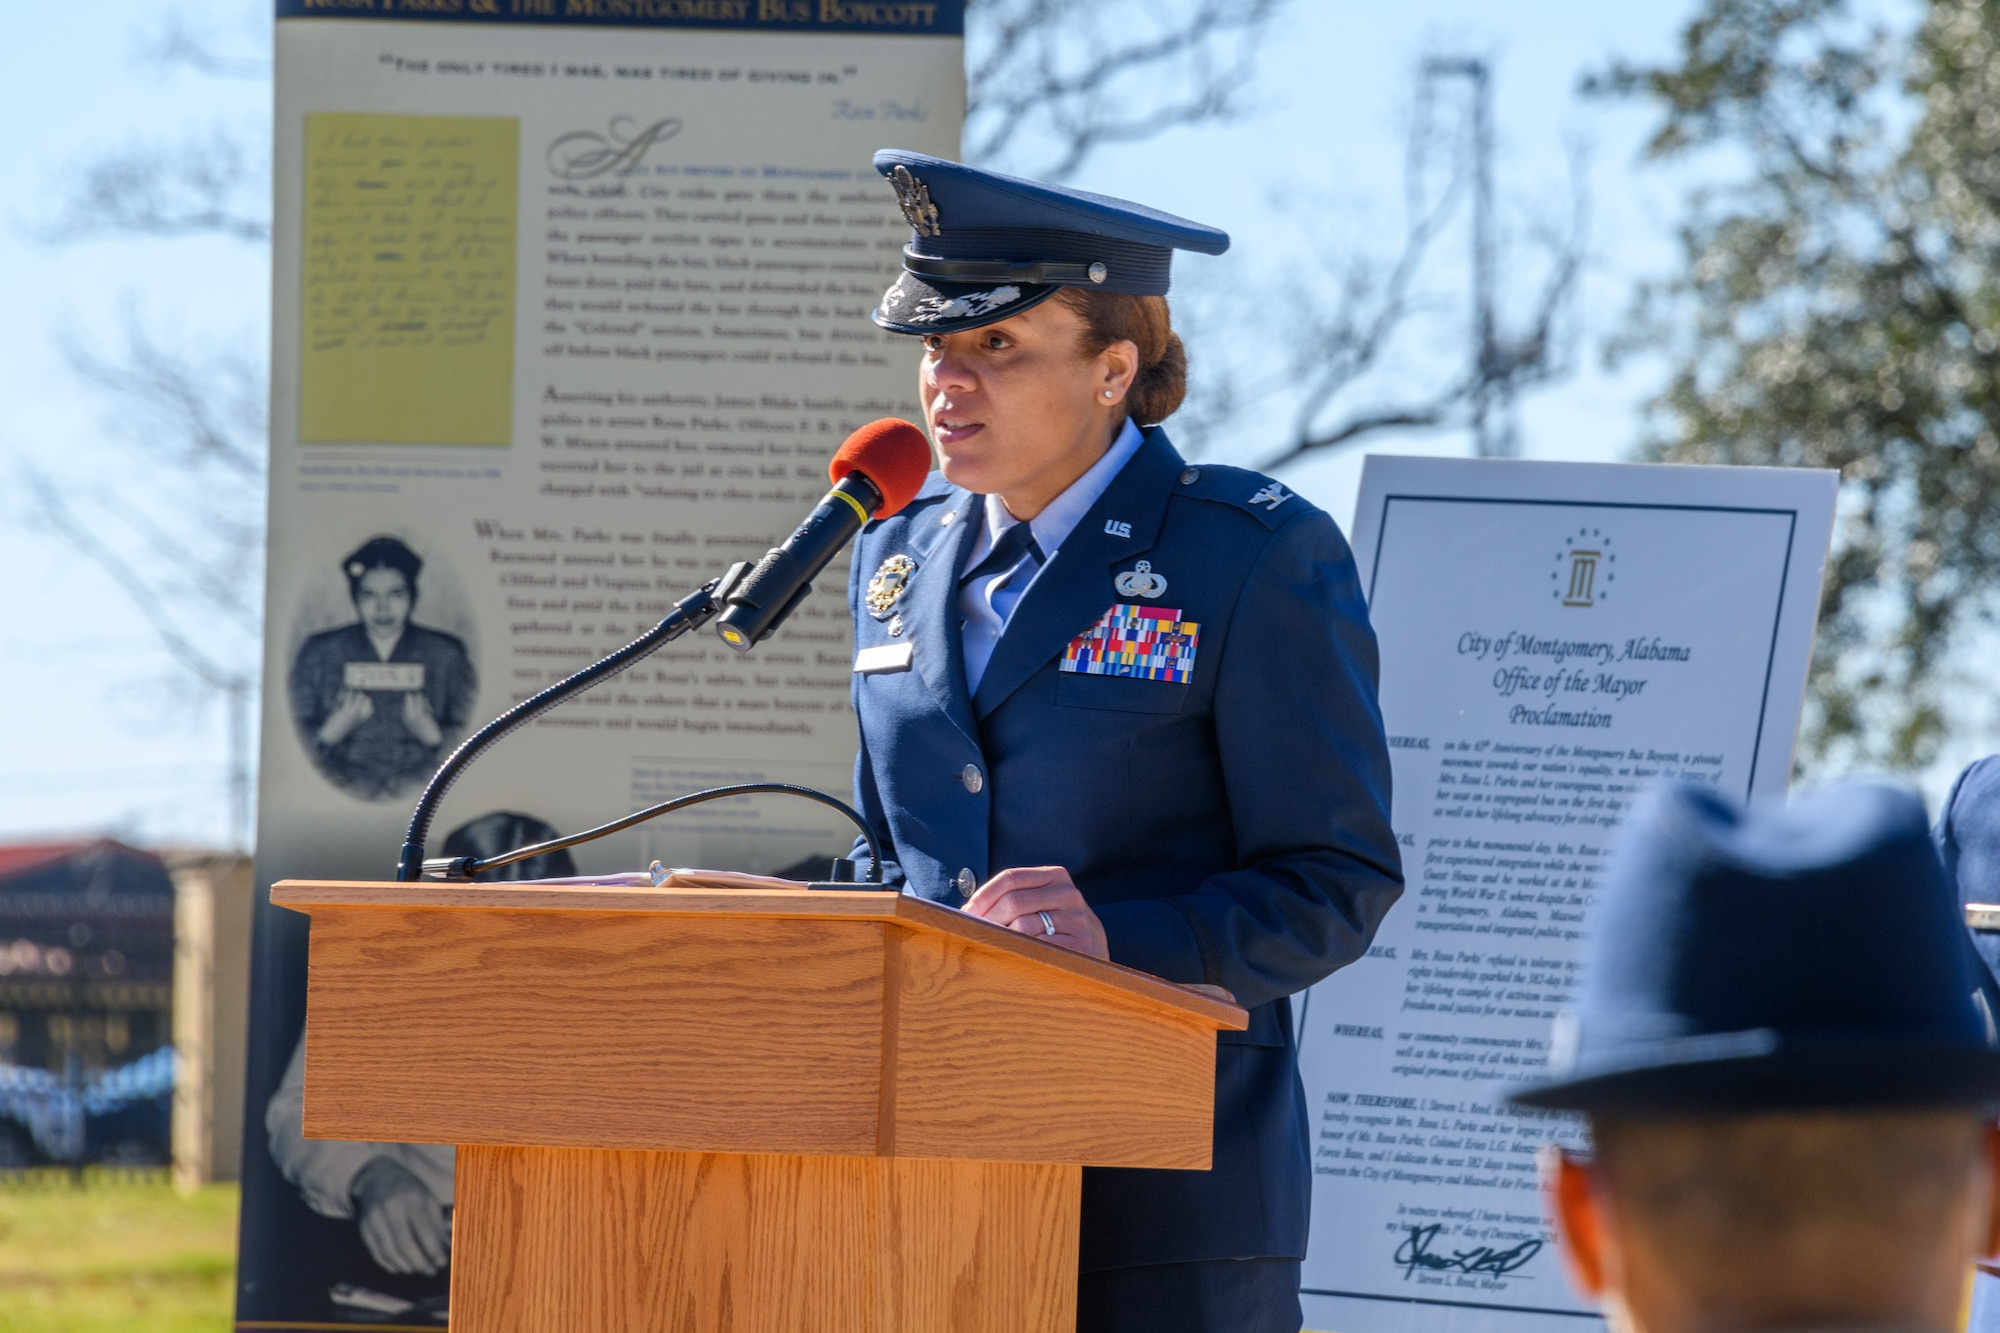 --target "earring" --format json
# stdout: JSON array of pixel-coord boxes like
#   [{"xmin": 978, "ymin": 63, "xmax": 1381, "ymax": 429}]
[{"xmin": 1103, "ymin": 389, "xmax": 1116, "ymax": 400}]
